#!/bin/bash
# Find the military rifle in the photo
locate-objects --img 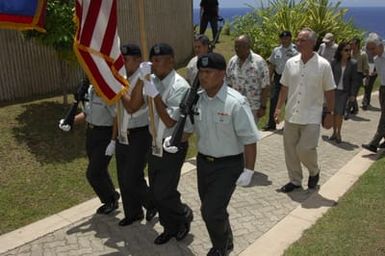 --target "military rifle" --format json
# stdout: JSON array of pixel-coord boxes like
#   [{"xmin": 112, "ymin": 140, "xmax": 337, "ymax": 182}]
[
  {"xmin": 62, "ymin": 78, "xmax": 89, "ymax": 127},
  {"xmin": 169, "ymin": 17, "xmax": 224, "ymax": 147}
]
